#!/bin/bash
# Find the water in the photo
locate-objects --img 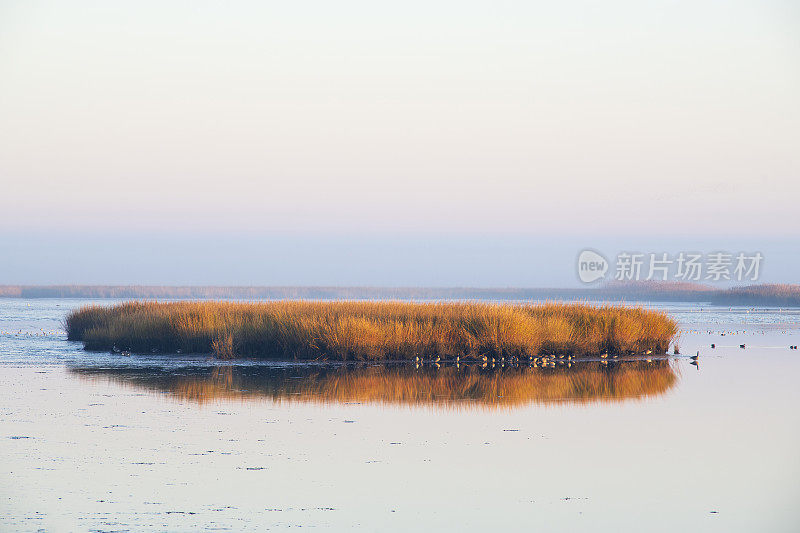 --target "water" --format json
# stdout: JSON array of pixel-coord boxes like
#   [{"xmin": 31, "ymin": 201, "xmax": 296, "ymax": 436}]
[{"xmin": 1, "ymin": 299, "xmax": 799, "ymax": 532}]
